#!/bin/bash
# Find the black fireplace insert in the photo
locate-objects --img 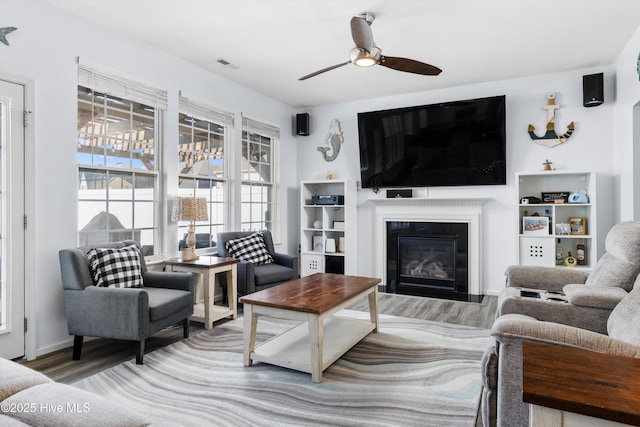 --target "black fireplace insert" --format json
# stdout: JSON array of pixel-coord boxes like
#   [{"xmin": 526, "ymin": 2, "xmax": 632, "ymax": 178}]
[{"xmin": 386, "ymin": 221, "xmax": 479, "ymax": 302}]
